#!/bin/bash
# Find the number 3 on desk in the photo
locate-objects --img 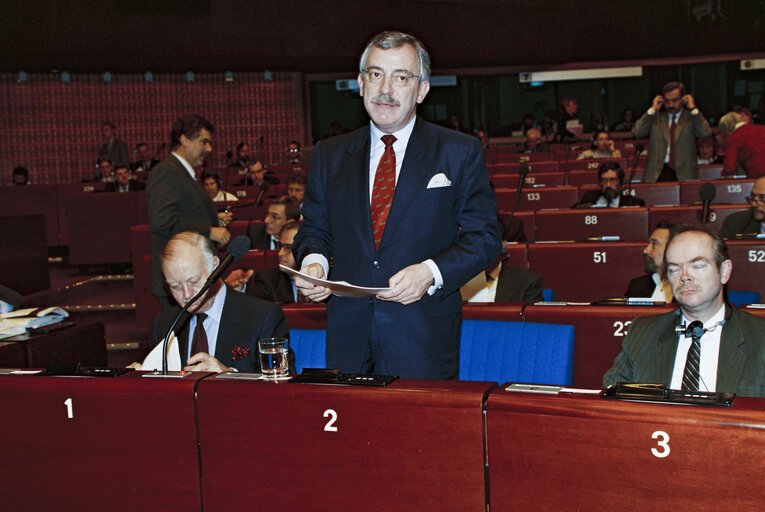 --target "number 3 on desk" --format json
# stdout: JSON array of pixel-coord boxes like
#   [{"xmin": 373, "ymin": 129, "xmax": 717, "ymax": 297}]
[{"xmin": 651, "ymin": 430, "xmax": 670, "ymax": 458}]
